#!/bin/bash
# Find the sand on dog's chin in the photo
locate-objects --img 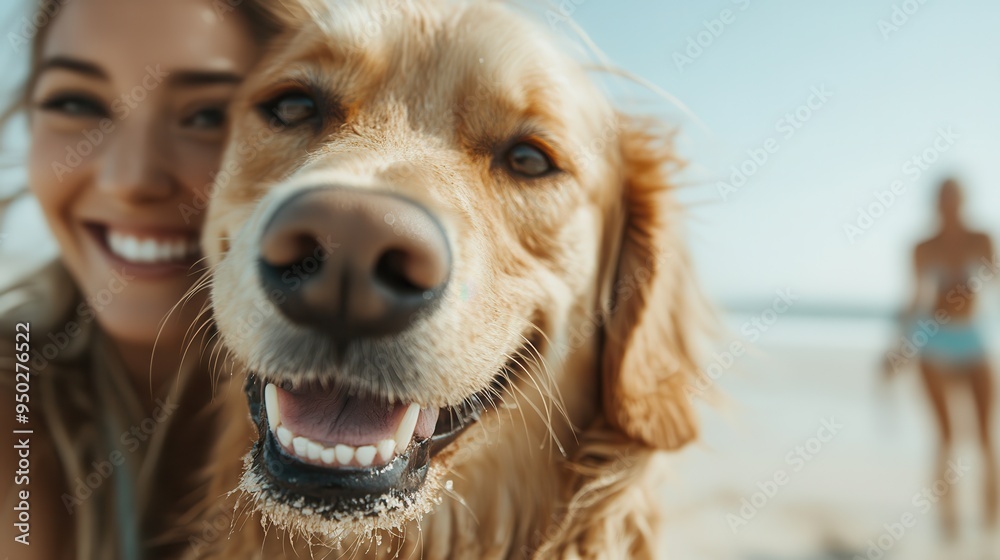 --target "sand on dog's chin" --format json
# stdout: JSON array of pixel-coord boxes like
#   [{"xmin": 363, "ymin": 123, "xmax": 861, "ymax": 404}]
[{"xmin": 236, "ymin": 452, "xmax": 450, "ymax": 549}]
